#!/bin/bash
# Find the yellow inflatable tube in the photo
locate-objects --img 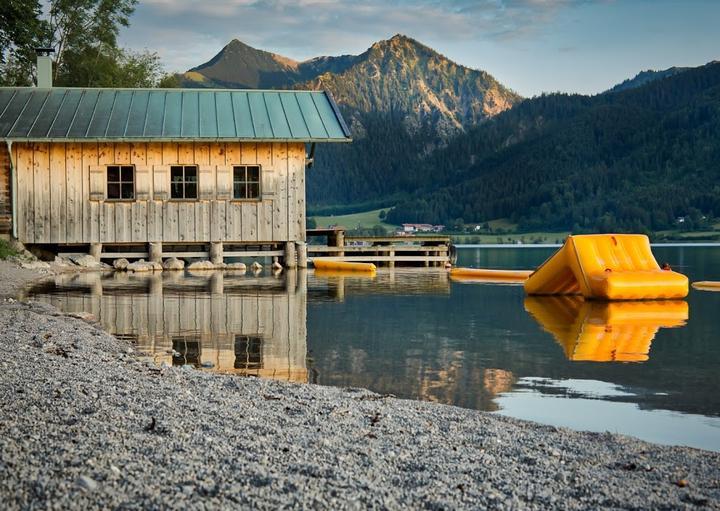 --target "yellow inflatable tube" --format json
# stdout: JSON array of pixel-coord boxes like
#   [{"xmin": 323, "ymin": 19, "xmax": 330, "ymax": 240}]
[
  {"xmin": 524, "ymin": 234, "xmax": 688, "ymax": 300},
  {"xmin": 450, "ymin": 268, "xmax": 532, "ymax": 282},
  {"xmin": 312, "ymin": 259, "xmax": 376, "ymax": 273},
  {"xmin": 692, "ymin": 281, "xmax": 720, "ymax": 292}
]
